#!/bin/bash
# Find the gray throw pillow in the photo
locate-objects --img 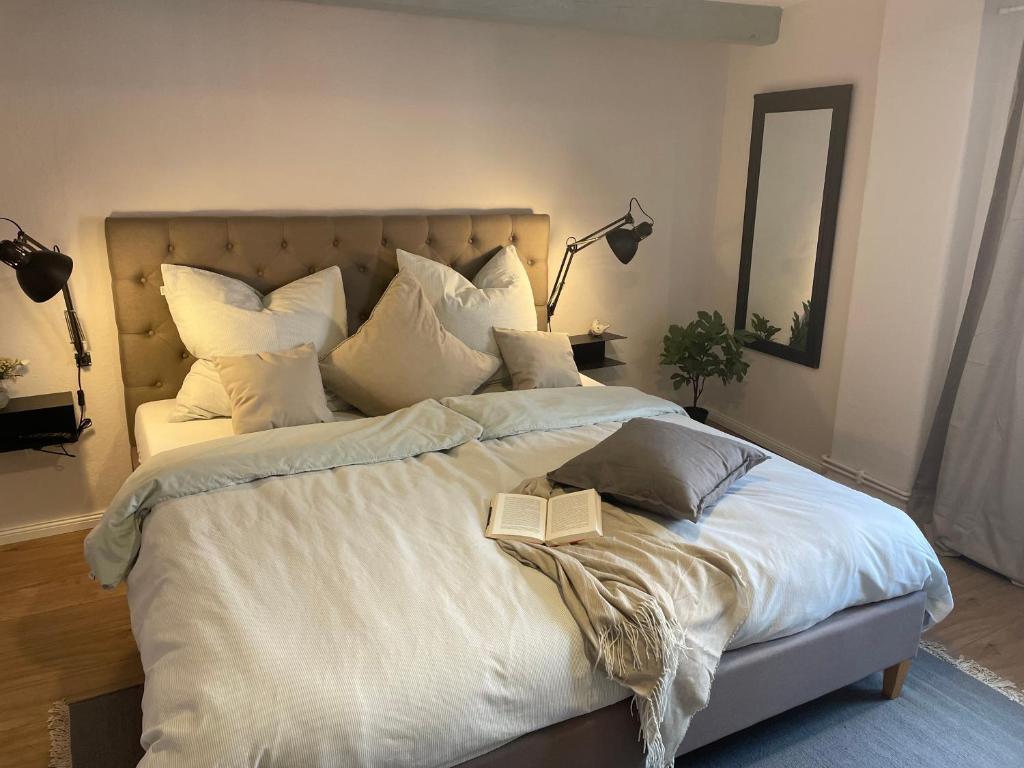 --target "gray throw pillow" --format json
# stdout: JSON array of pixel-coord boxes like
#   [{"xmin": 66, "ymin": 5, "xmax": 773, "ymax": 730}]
[
  {"xmin": 492, "ymin": 328, "xmax": 581, "ymax": 390},
  {"xmin": 548, "ymin": 418, "xmax": 768, "ymax": 521}
]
